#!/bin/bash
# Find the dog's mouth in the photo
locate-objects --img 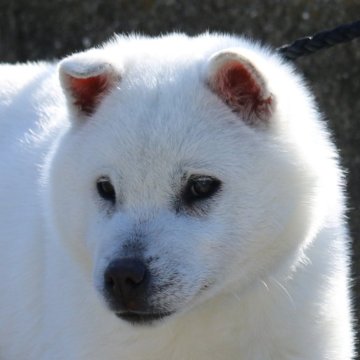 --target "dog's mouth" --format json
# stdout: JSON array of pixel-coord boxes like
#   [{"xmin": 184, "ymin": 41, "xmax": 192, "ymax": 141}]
[{"xmin": 116, "ymin": 311, "xmax": 174, "ymax": 325}]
